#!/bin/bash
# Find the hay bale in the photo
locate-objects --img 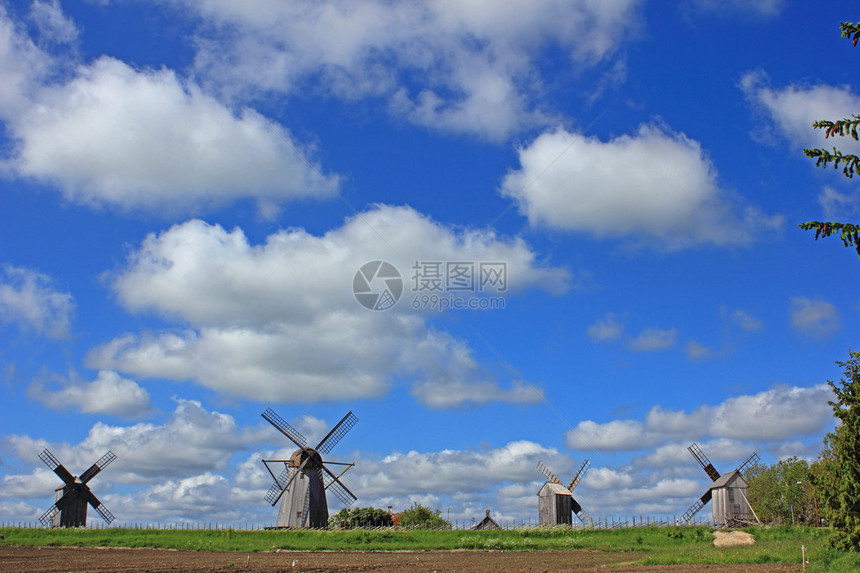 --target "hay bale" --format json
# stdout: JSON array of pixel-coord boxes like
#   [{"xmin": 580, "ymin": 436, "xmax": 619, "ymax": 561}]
[{"xmin": 712, "ymin": 531, "xmax": 755, "ymax": 547}]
